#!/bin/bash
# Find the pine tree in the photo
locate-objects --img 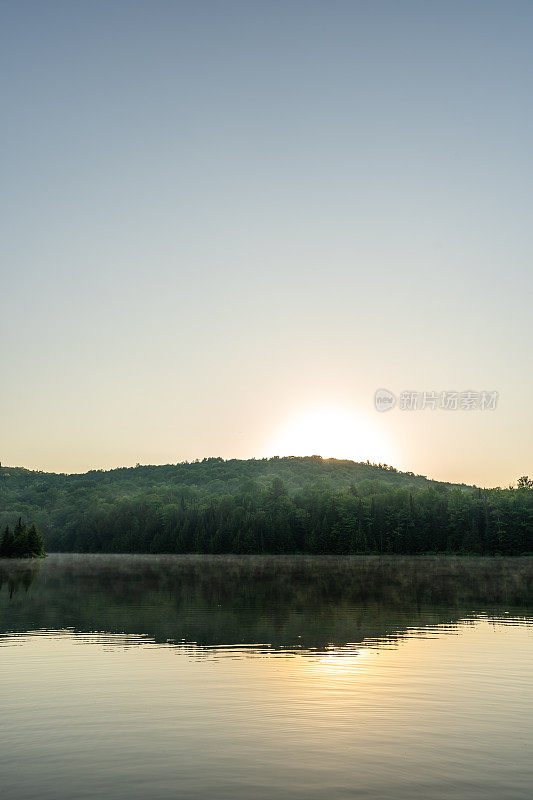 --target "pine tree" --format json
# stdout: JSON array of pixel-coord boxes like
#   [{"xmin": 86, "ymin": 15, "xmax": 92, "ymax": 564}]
[
  {"xmin": 0, "ymin": 526, "xmax": 15, "ymax": 557},
  {"xmin": 12, "ymin": 518, "xmax": 29, "ymax": 557},
  {"xmin": 27, "ymin": 524, "xmax": 46, "ymax": 557},
  {"xmin": 0, "ymin": 519, "xmax": 45, "ymax": 558}
]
